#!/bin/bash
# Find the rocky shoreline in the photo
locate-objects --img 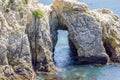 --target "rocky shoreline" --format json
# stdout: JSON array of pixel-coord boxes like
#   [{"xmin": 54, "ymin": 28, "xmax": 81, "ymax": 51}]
[{"xmin": 0, "ymin": 0, "xmax": 120, "ymax": 79}]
